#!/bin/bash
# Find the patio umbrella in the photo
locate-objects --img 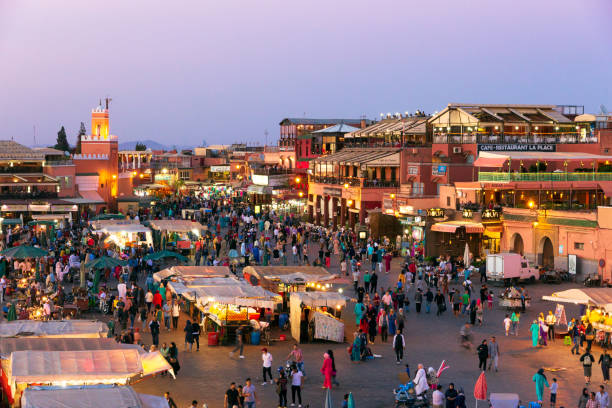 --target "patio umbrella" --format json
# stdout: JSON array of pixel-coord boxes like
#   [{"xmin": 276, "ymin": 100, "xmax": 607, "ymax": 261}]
[
  {"xmin": 464, "ymin": 243, "xmax": 471, "ymax": 268},
  {"xmin": 6, "ymin": 303, "xmax": 16, "ymax": 321},
  {"xmin": 474, "ymin": 371, "xmax": 488, "ymax": 408},
  {"xmin": 85, "ymin": 256, "xmax": 127, "ymax": 270},
  {"xmin": 144, "ymin": 250, "xmax": 188, "ymax": 263},
  {"xmin": 347, "ymin": 392, "xmax": 355, "ymax": 408},
  {"xmin": 0, "ymin": 245, "xmax": 48, "ymax": 259},
  {"xmin": 324, "ymin": 388, "xmax": 333, "ymax": 408}
]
